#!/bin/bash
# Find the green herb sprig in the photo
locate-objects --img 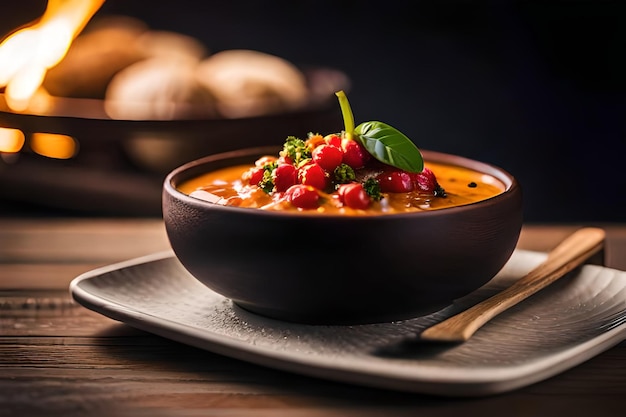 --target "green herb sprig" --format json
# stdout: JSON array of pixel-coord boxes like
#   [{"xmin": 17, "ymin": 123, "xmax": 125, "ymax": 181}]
[{"xmin": 335, "ymin": 90, "xmax": 424, "ymax": 173}]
